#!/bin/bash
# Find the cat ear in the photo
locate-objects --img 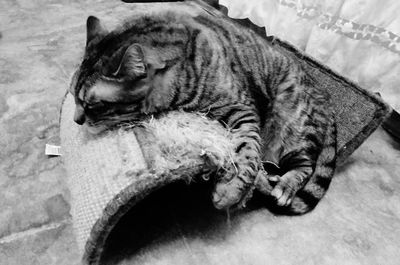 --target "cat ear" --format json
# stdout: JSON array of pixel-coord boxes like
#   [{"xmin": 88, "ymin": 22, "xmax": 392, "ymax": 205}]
[
  {"xmin": 114, "ymin": 44, "xmax": 147, "ymax": 79},
  {"xmin": 86, "ymin": 16, "xmax": 107, "ymax": 45}
]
